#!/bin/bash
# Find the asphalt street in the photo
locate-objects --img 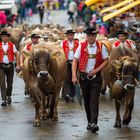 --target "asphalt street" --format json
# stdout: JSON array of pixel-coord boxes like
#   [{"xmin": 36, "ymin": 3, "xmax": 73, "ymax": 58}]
[{"xmin": 0, "ymin": 10, "xmax": 140, "ymax": 140}]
